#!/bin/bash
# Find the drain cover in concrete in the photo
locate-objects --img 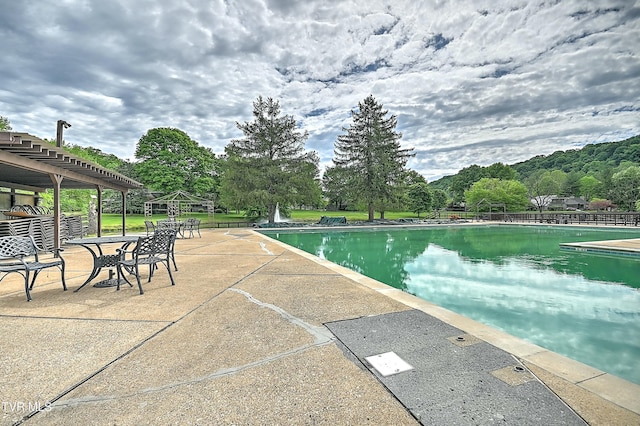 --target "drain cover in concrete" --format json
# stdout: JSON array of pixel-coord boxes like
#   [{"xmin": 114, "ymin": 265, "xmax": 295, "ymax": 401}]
[
  {"xmin": 365, "ymin": 351, "xmax": 414, "ymax": 377},
  {"xmin": 326, "ymin": 309, "xmax": 584, "ymax": 425}
]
